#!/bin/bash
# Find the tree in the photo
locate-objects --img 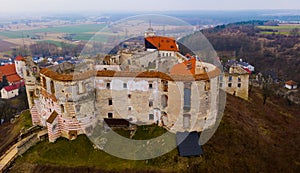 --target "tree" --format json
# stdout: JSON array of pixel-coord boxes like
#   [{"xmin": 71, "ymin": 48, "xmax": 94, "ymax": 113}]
[
  {"xmin": 0, "ymin": 100, "xmax": 13, "ymax": 124},
  {"xmin": 290, "ymin": 28, "xmax": 300, "ymax": 37},
  {"xmin": 262, "ymin": 83, "xmax": 272, "ymax": 105},
  {"xmin": 2, "ymin": 75, "xmax": 9, "ymax": 87}
]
